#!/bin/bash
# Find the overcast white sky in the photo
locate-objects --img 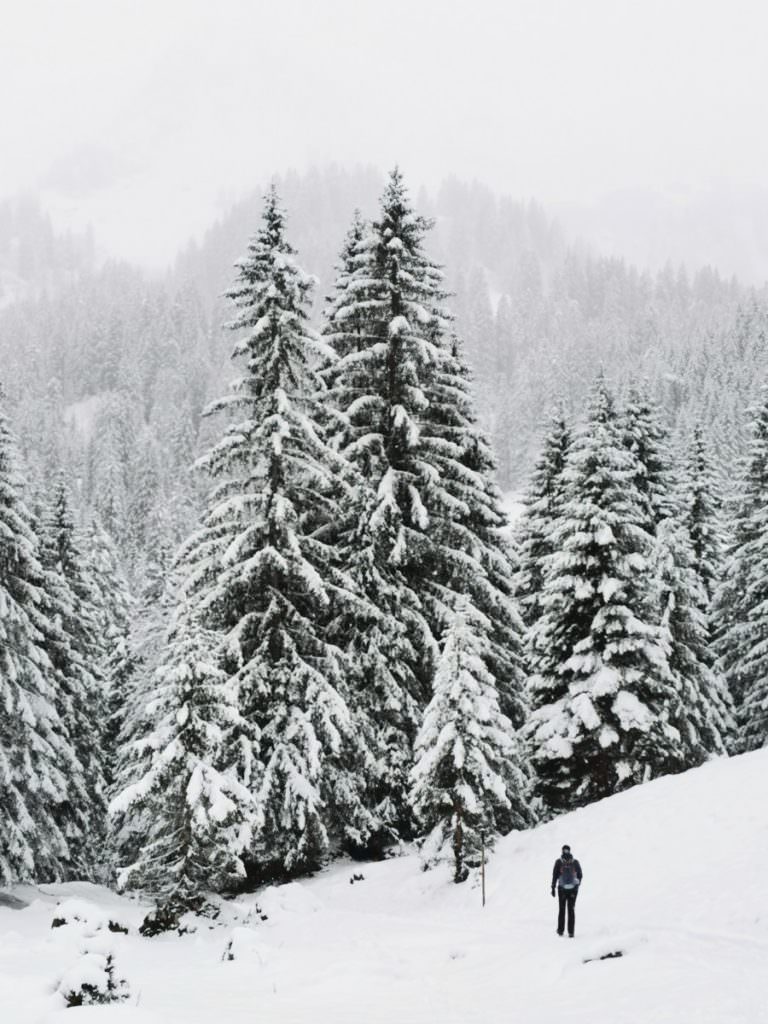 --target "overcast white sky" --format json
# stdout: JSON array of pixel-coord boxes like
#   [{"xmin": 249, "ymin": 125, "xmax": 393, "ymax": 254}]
[{"xmin": 3, "ymin": 0, "xmax": 768, "ymax": 270}]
